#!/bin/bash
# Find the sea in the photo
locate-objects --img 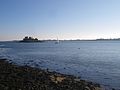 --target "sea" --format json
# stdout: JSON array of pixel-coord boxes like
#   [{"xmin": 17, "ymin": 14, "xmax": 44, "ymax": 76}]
[{"xmin": 0, "ymin": 41, "xmax": 120, "ymax": 90}]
